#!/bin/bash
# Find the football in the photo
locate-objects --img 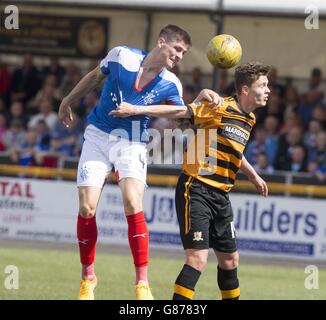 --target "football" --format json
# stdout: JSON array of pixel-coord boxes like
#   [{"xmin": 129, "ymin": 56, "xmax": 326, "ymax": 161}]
[{"xmin": 206, "ymin": 34, "xmax": 242, "ymax": 69}]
